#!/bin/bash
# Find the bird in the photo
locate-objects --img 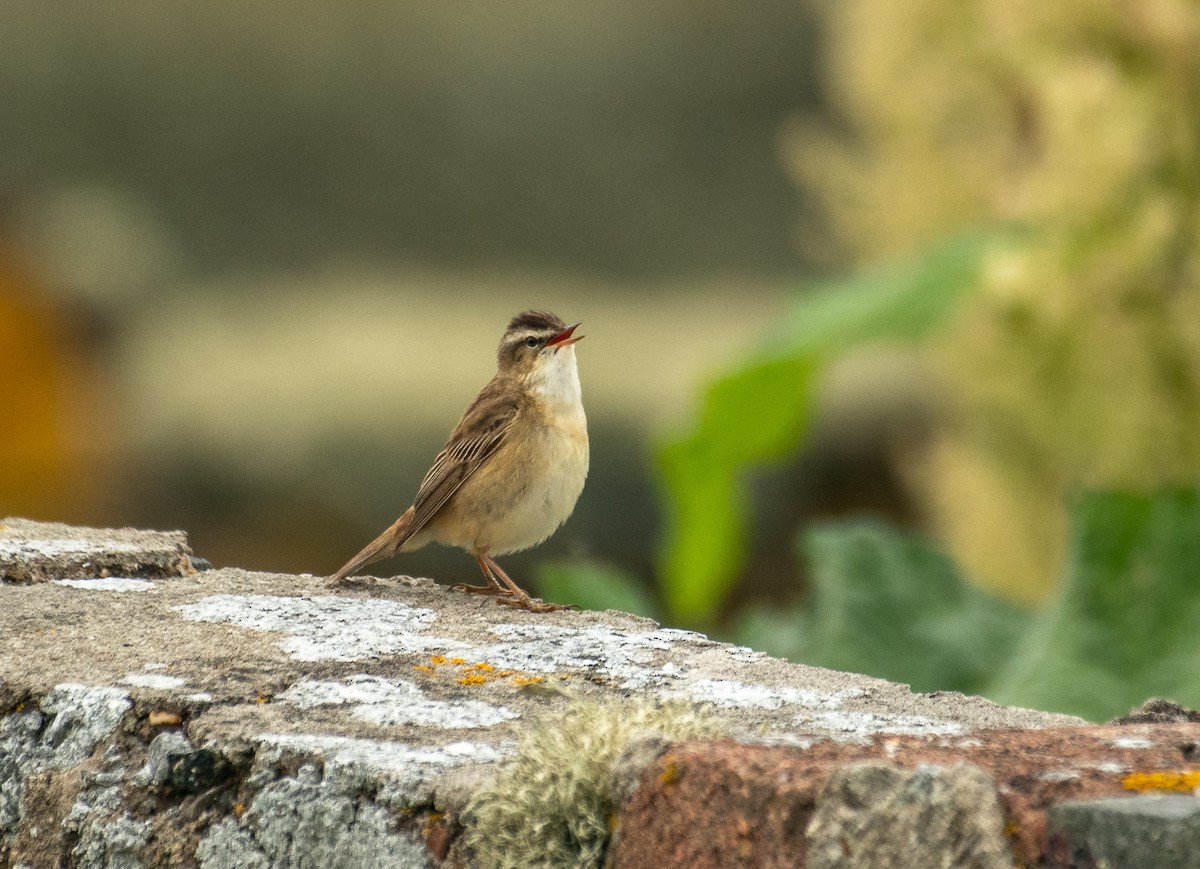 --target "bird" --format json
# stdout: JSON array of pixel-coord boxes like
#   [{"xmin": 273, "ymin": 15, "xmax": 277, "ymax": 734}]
[{"xmin": 328, "ymin": 310, "xmax": 588, "ymax": 612}]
